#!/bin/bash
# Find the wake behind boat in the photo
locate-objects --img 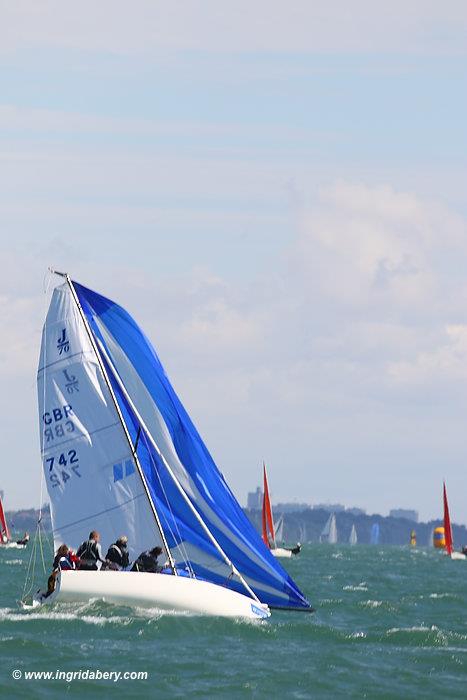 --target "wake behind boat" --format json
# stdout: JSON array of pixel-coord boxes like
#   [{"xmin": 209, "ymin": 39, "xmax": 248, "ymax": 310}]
[
  {"xmin": 261, "ymin": 463, "xmax": 301, "ymax": 558},
  {"xmin": 30, "ymin": 272, "xmax": 311, "ymax": 618}
]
